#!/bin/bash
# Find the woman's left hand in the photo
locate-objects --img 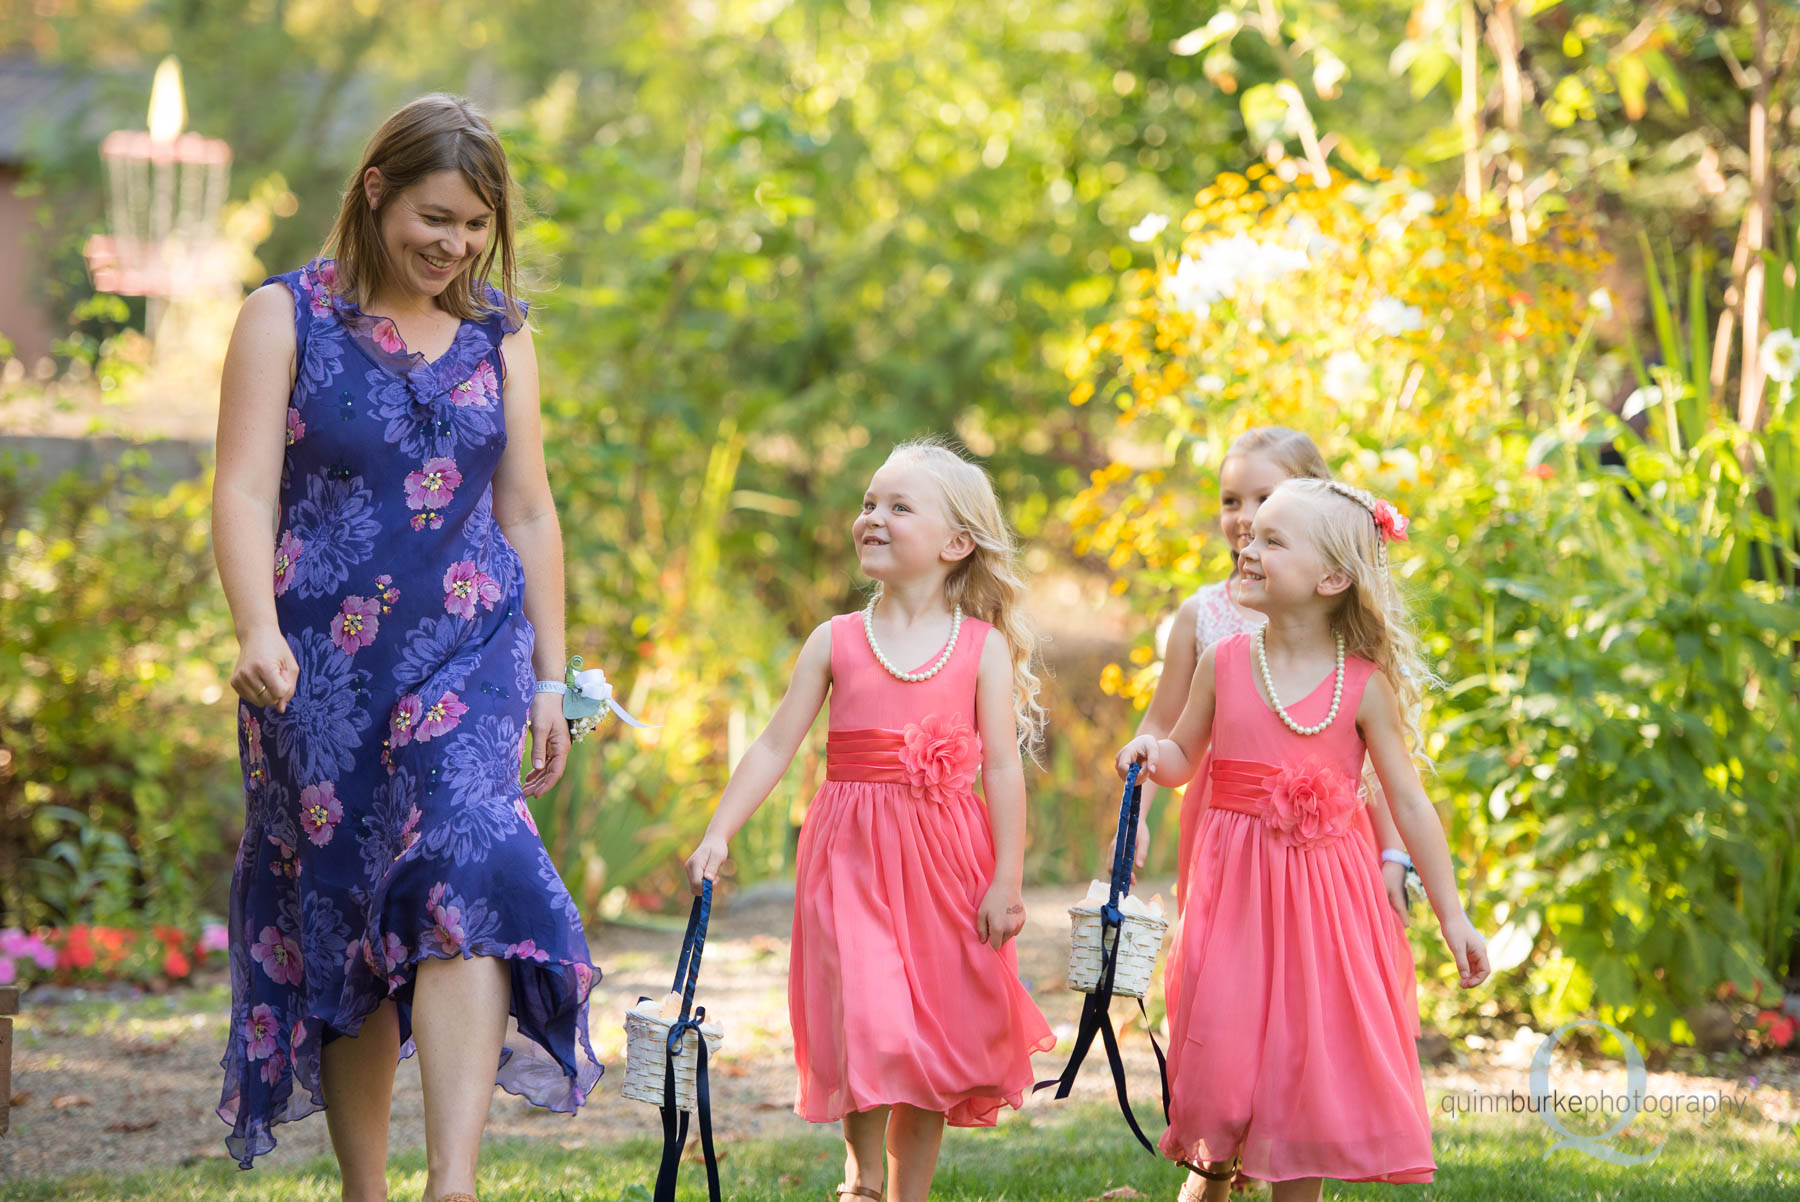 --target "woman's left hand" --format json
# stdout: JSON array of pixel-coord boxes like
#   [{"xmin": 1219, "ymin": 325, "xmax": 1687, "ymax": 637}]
[{"xmin": 522, "ymin": 692, "xmax": 570, "ymax": 798}]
